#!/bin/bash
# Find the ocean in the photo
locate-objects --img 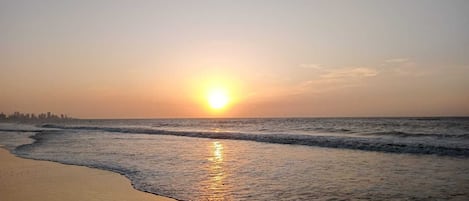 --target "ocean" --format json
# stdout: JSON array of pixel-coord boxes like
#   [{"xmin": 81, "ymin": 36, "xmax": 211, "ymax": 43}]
[{"xmin": 1, "ymin": 117, "xmax": 468, "ymax": 200}]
